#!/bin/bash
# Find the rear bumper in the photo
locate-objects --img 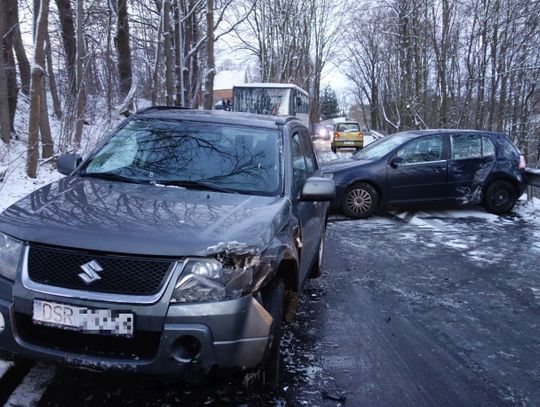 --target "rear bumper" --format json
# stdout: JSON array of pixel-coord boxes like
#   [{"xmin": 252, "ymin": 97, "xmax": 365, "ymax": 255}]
[
  {"xmin": 0, "ymin": 278, "xmax": 272, "ymax": 376},
  {"xmin": 331, "ymin": 140, "xmax": 363, "ymax": 149}
]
